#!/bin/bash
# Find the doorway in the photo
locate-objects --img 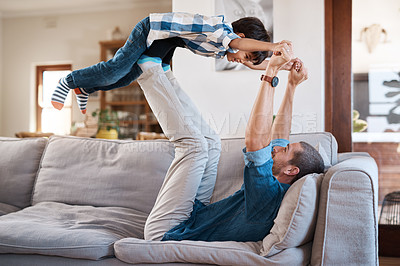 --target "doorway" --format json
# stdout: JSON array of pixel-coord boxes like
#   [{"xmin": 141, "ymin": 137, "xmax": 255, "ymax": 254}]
[{"xmin": 351, "ymin": 0, "xmax": 400, "ymax": 203}]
